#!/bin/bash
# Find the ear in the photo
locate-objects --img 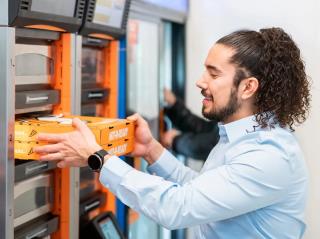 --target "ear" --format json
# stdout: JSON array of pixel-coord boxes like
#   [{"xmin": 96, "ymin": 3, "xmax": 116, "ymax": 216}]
[{"xmin": 238, "ymin": 77, "xmax": 259, "ymax": 100}]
